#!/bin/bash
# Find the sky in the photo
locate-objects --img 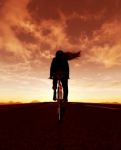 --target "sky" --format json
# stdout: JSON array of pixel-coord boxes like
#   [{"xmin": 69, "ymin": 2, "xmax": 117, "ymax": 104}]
[{"xmin": 0, "ymin": 0, "xmax": 121, "ymax": 103}]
